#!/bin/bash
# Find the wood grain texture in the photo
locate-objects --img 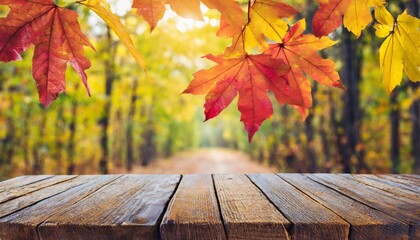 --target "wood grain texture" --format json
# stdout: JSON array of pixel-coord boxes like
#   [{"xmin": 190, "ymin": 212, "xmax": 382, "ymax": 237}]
[
  {"xmin": 280, "ymin": 174, "xmax": 409, "ymax": 240},
  {"xmin": 0, "ymin": 175, "xmax": 78, "ymax": 218},
  {"xmin": 351, "ymin": 175, "xmax": 420, "ymax": 201},
  {"xmin": 0, "ymin": 175, "xmax": 120, "ymax": 240},
  {"xmin": 213, "ymin": 174, "xmax": 291, "ymax": 240},
  {"xmin": 308, "ymin": 174, "xmax": 420, "ymax": 239},
  {"xmin": 0, "ymin": 175, "xmax": 75, "ymax": 204},
  {"xmin": 38, "ymin": 174, "xmax": 180, "ymax": 240},
  {"xmin": 160, "ymin": 174, "xmax": 226, "ymax": 240},
  {"xmin": 402, "ymin": 174, "xmax": 420, "ymax": 181},
  {"xmin": 0, "ymin": 175, "xmax": 52, "ymax": 189},
  {"xmin": 377, "ymin": 175, "xmax": 420, "ymax": 193},
  {"xmin": 0, "ymin": 174, "xmax": 418, "ymax": 240},
  {"xmin": 248, "ymin": 173, "xmax": 349, "ymax": 240}
]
